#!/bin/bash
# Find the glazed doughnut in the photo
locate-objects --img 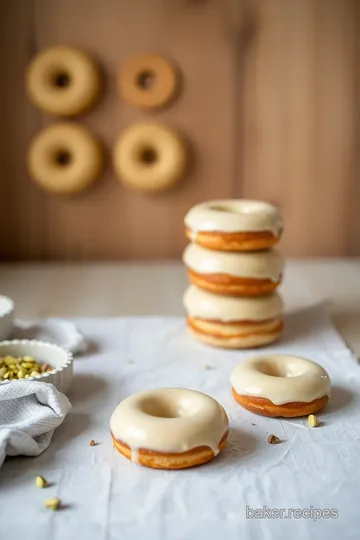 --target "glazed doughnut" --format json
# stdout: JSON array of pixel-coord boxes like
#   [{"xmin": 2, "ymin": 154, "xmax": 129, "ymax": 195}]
[
  {"xmin": 185, "ymin": 200, "xmax": 283, "ymax": 252},
  {"xmin": 110, "ymin": 388, "xmax": 229, "ymax": 469},
  {"xmin": 28, "ymin": 123, "xmax": 103, "ymax": 194},
  {"xmin": 183, "ymin": 243, "xmax": 283, "ymax": 296},
  {"xmin": 183, "ymin": 286, "xmax": 283, "ymax": 349},
  {"xmin": 26, "ymin": 46, "xmax": 101, "ymax": 117},
  {"xmin": 231, "ymin": 355, "xmax": 331, "ymax": 417},
  {"xmin": 119, "ymin": 53, "xmax": 179, "ymax": 109},
  {"xmin": 113, "ymin": 122, "xmax": 188, "ymax": 193}
]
